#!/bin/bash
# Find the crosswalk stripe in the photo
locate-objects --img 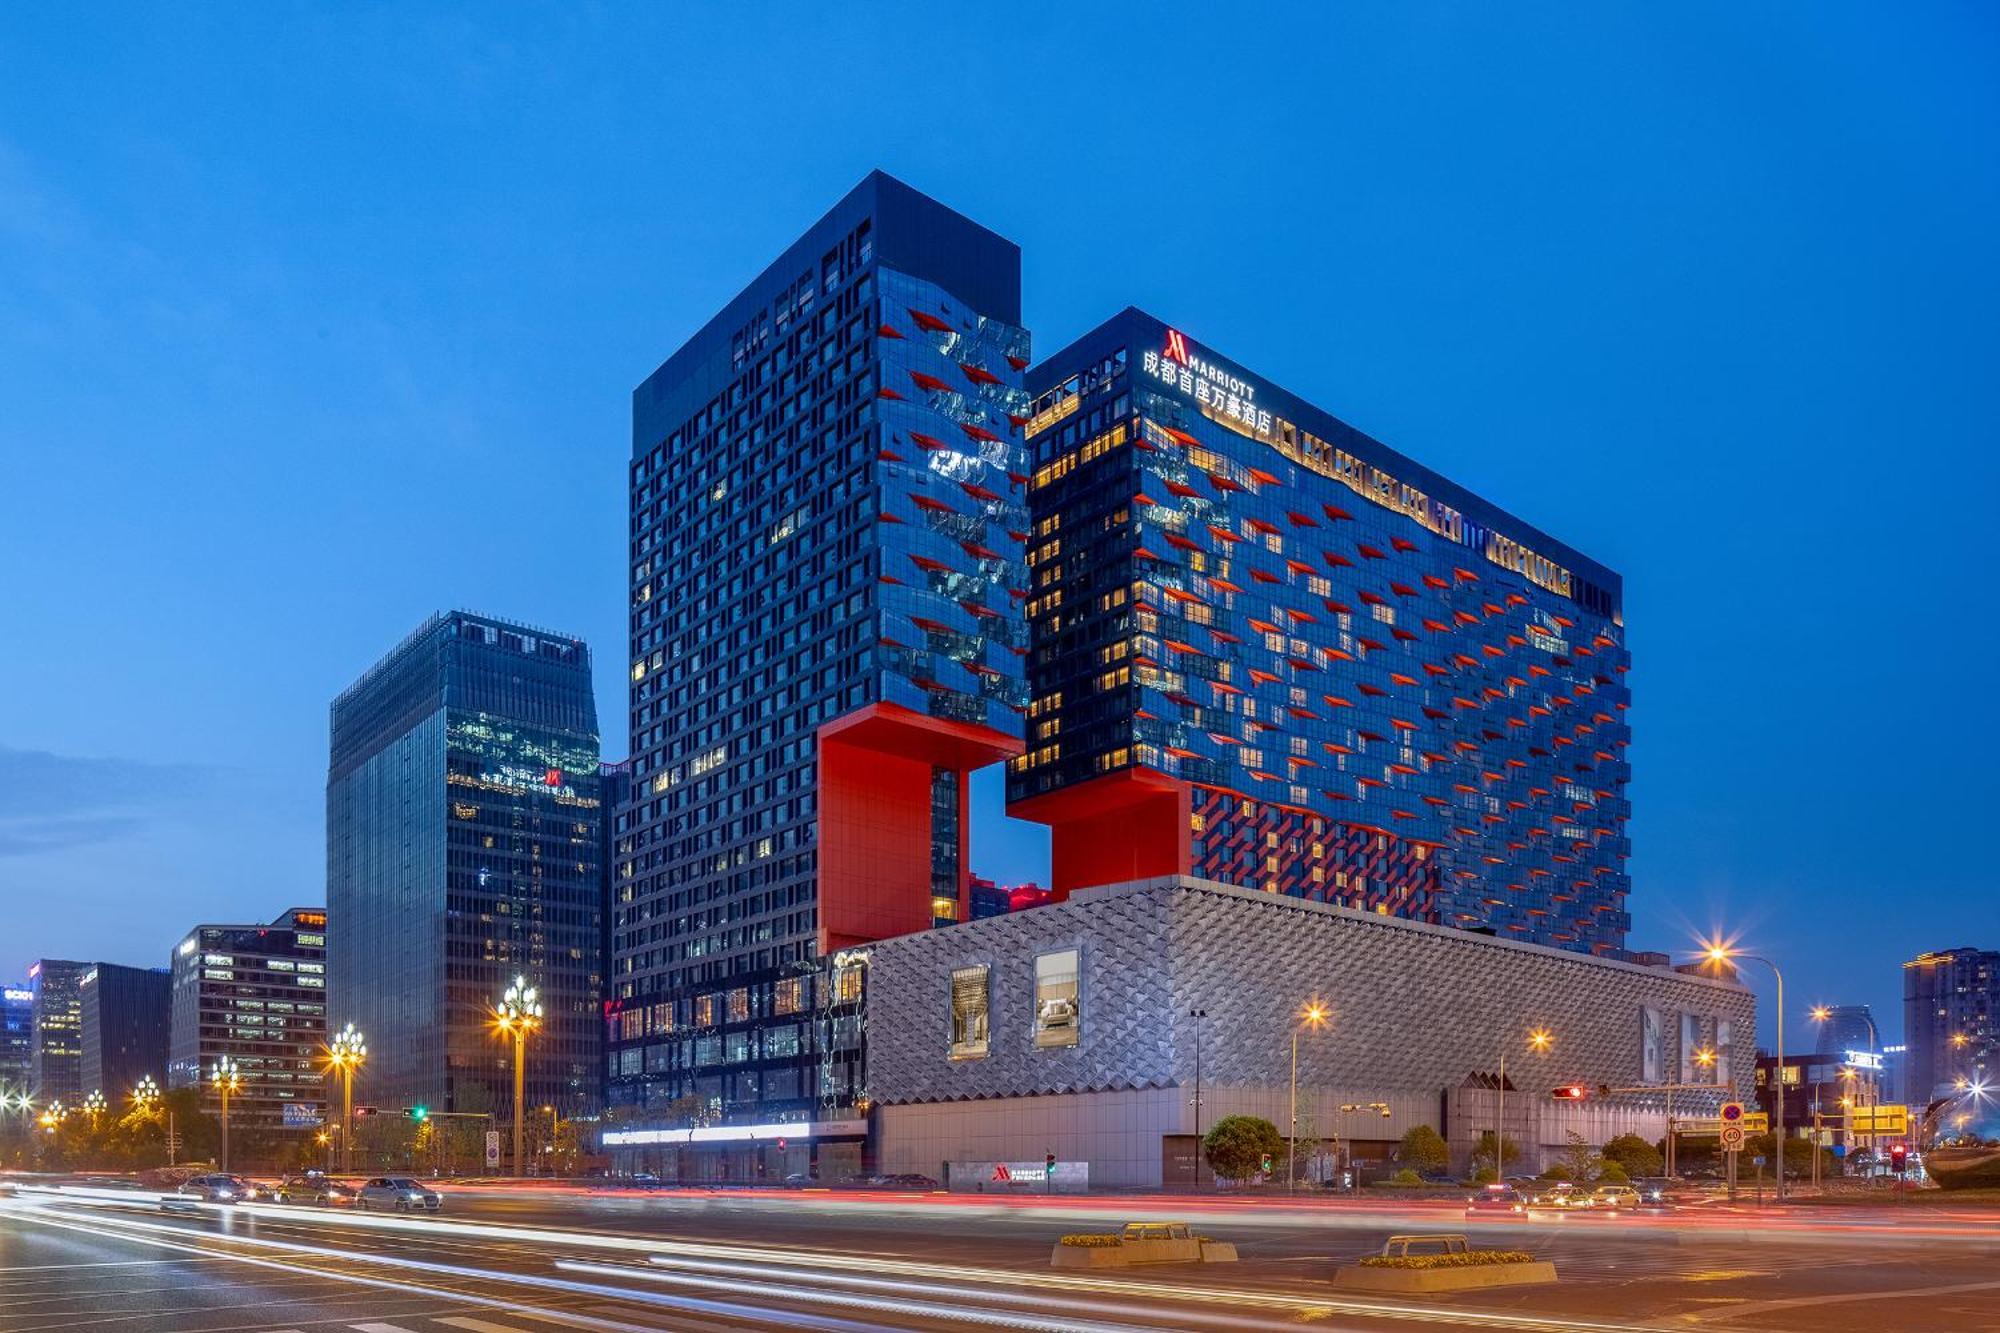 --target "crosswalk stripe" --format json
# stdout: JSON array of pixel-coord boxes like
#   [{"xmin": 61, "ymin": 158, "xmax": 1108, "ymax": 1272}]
[
  {"xmin": 350, "ymin": 1324, "xmax": 421, "ymax": 1332},
  {"xmin": 434, "ymin": 1319, "xmax": 538, "ymax": 1333}
]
